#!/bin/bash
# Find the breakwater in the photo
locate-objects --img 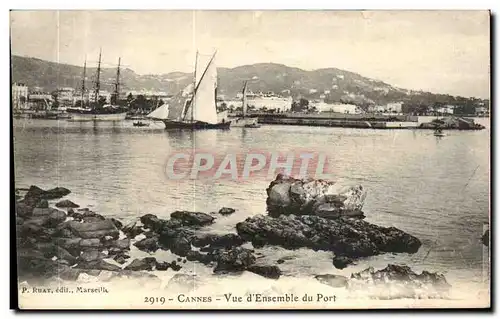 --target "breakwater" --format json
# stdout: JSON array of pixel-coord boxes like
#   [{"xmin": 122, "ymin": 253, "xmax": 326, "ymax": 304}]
[{"xmin": 229, "ymin": 112, "xmax": 485, "ymax": 130}]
